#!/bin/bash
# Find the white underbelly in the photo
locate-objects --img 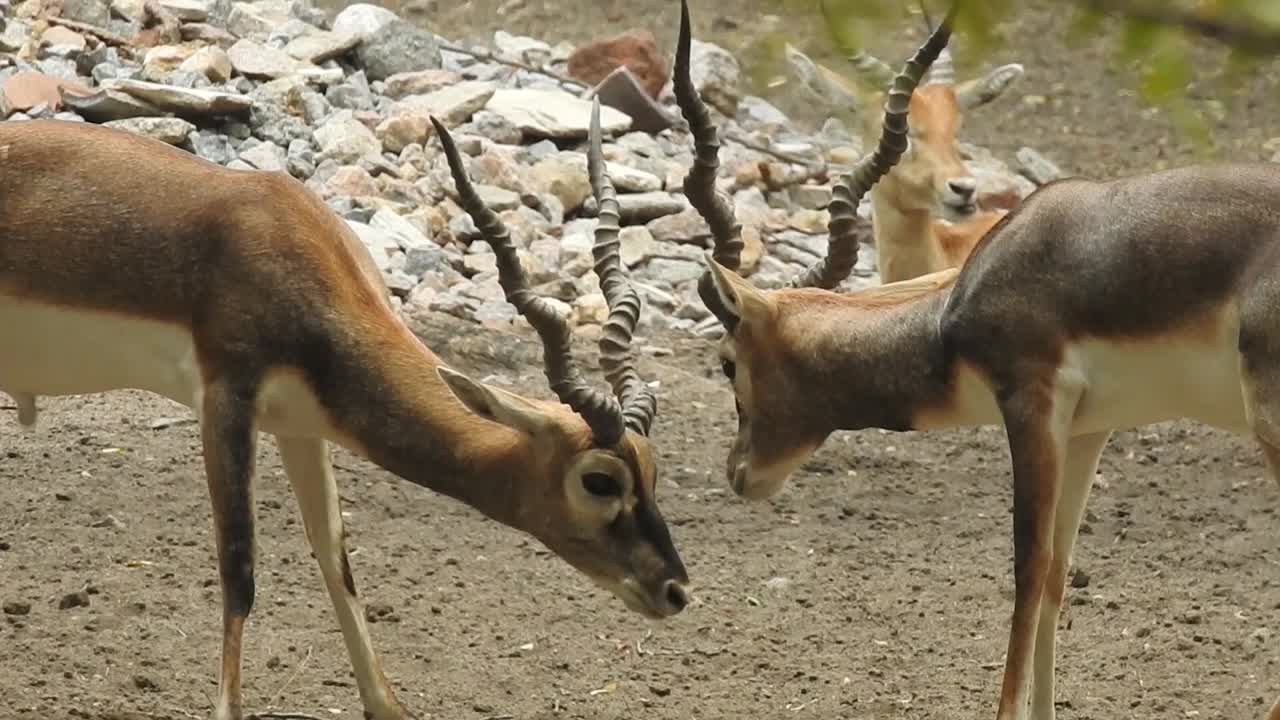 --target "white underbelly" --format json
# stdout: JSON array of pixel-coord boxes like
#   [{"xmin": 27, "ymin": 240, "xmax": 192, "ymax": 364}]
[
  {"xmin": 1069, "ymin": 335, "xmax": 1249, "ymax": 435},
  {"xmin": 0, "ymin": 295, "xmax": 202, "ymax": 408},
  {"xmin": 0, "ymin": 295, "xmax": 339, "ymax": 438}
]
